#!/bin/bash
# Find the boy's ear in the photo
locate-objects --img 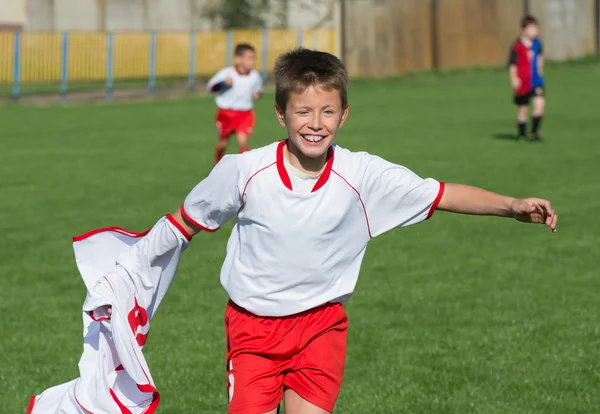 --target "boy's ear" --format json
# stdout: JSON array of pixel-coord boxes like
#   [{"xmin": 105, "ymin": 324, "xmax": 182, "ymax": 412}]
[
  {"xmin": 338, "ymin": 105, "xmax": 350, "ymax": 128},
  {"xmin": 275, "ymin": 105, "xmax": 286, "ymax": 127}
]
